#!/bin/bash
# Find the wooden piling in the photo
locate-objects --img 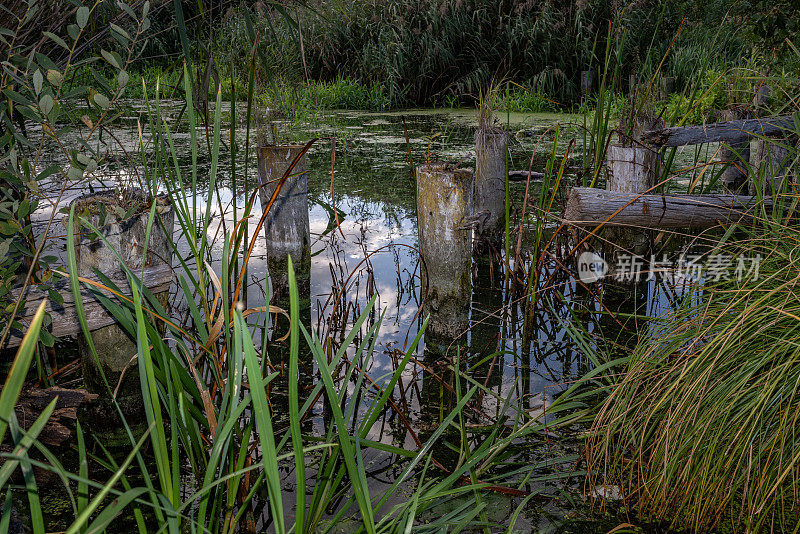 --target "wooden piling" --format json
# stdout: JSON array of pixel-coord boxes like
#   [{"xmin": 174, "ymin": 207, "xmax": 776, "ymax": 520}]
[
  {"xmin": 416, "ymin": 163, "xmax": 473, "ymax": 340},
  {"xmin": 256, "ymin": 145, "xmax": 311, "ymax": 303},
  {"xmin": 474, "ymin": 127, "xmax": 507, "ymax": 251},
  {"xmin": 660, "ymin": 76, "xmax": 675, "ymax": 95},
  {"xmin": 628, "ymin": 74, "xmax": 637, "ymax": 96},
  {"xmin": 719, "ymin": 107, "xmax": 751, "ymax": 193},
  {"xmin": 751, "ymin": 85, "xmax": 796, "ymax": 193},
  {"xmin": 606, "ymin": 144, "xmax": 659, "ymax": 193},
  {"xmin": 605, "ymin": 143, "xmax": 658, "ymax": 280},
  {"xmin": 581, "ymin": 70, "xmax": 595, "ymax": 98},
  {"xmin": 70, "ymin": 190, "xmax": 174, "ymax": 419}
]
